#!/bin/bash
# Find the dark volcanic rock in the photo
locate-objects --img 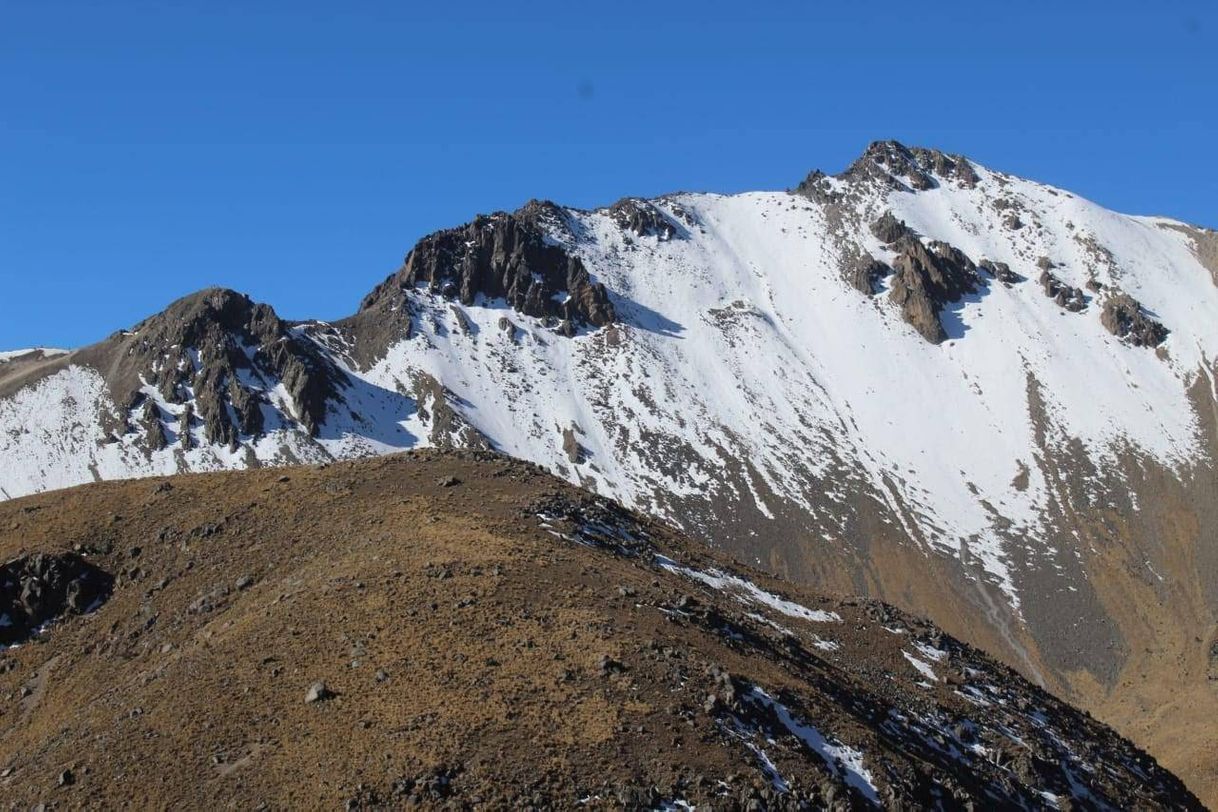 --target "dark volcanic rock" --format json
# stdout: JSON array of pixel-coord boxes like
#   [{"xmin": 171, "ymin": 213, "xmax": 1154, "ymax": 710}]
[
  {"xmin": 0, "ymin": 553, "xmax": 113, "ymax": 645},
  {"xmin": 608, "ymin": 198, "xmax": 677, "ymax": 240},
  {"xmin": 1101, "ymin": 292, "xmax": 1169, "ymax": 347},
  {"xmin": 1039, "ymin": 271, "xmax": 1088, "ymax": 312},
  {"xmin": 845, "ymin": 253, "xmax": 891, "ymax": 296},
  {"xmin": 845, "ymin": 141, "xmax": 980, "ymax": 192},
  {"xmin": 75, "ymin": 289, "xmax": 346, "ymax": 445},
  {"xmin": 888, "ymin": 238, "xmax": 984, "ymax": 343},
  {"xmin": 796, "ymin": 141, "xmax": 979, "ymax": 203},
  {"xmin": 978, "ymin": 258, "xmax": 1024, "ymax": 286},
  {"xmin": 359, "ymin": 202, "xmax": 615, "ymax": 336},
  {"xmin": 791, "ymin": 169, "xmax": 839, "ymax": 205},
  {"xmin": 869, "ymin": 211, "xmax": 914, "ymax": 245}
]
